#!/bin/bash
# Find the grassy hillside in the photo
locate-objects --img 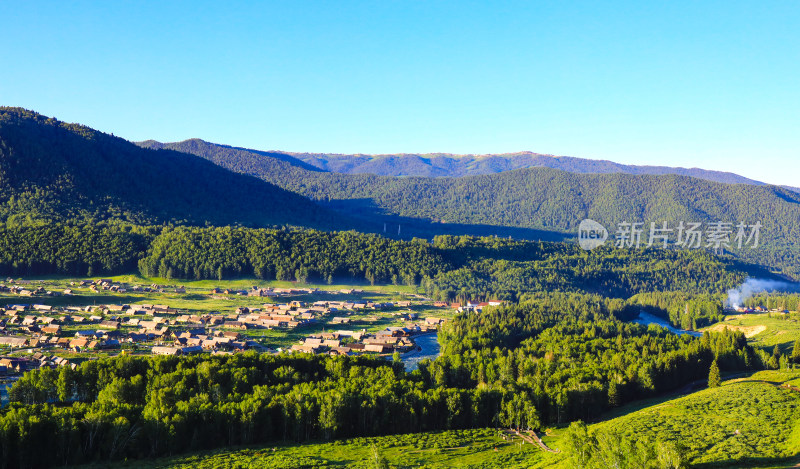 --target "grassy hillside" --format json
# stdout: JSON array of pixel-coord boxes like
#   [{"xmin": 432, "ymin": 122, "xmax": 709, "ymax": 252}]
[
  {"xmin": 580, "ymin": 371, "xmax": 800, "ymax": 468},
  {"xmin": 75, "ymin": 429, "xmax": 545, "ymax": 469},
  {"xmin": 145, "ymin": 139, "xmax": 800, "ymax": 278},
  {"xmin": 0, "ymin": 108, "xmax": 343, "ymax": 229},
  {"xmin": 75, "ymin": 371, "xmax": 800, "ymax": 469}
]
